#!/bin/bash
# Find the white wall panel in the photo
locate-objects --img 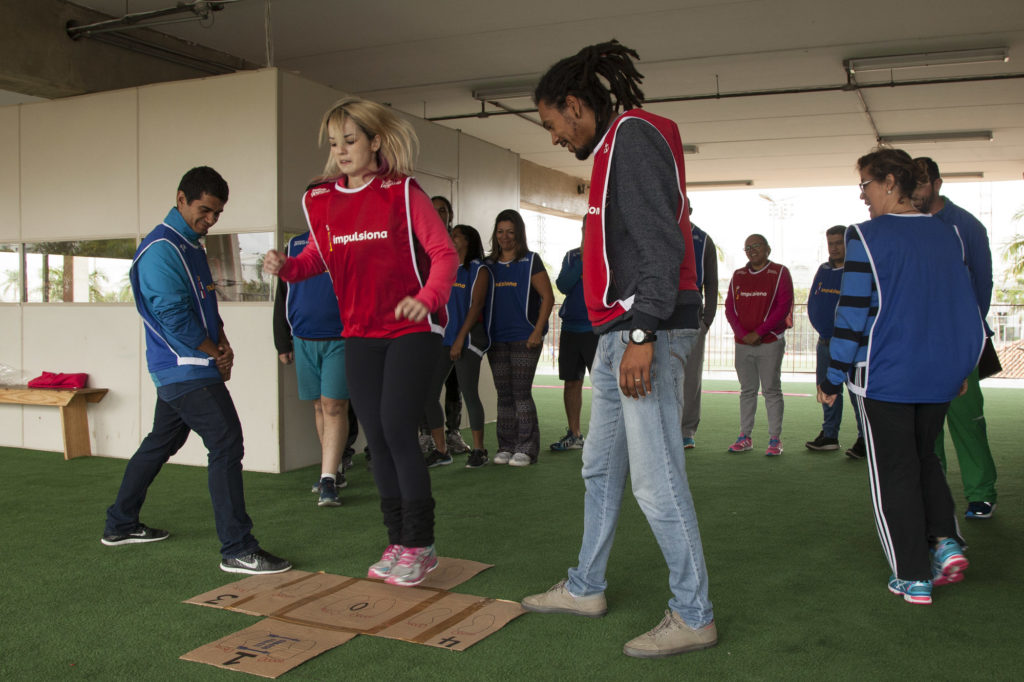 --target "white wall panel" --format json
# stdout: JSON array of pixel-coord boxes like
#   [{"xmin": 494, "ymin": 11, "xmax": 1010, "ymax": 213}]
[
  {"xmin": 457, "ymin": 133, "xmax": 519, "ymax": 244},
  {"xmin": 138, "ymin": 70, "xmax": 279, "ymax": 235},
  {"xmin": 402, "ymin": 111, "xmax": 459, "ymax": 181},
  {"xmin": 20, "ymin": 90, "xmax": 138, "ymax": 240},
  {"xmin": 20, "ymin": 305, "xmax": 140, "ymax": 457},
  {"xmin": 0, "ymin": 306, "xmax": 24, "ymax": 447},
  {"xmin": 278, "ymin": 72, "xmax": 344, "ymax": 236},
  {"xmin": 0, "ymin": 106, "xmax": 19, "ymax": 242}
]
